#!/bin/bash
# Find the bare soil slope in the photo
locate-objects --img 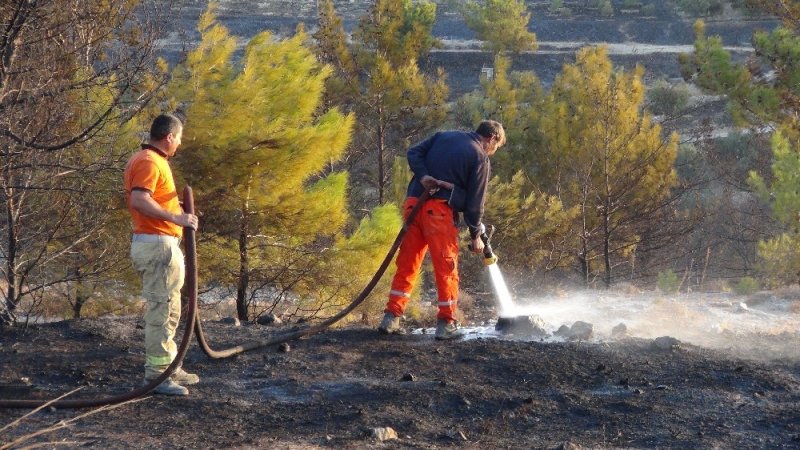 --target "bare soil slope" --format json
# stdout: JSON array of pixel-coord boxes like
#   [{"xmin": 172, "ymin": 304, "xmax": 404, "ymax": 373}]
[{"xmin": 1, "ymin": 317, "xmax": 799, "ymax": 449}]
